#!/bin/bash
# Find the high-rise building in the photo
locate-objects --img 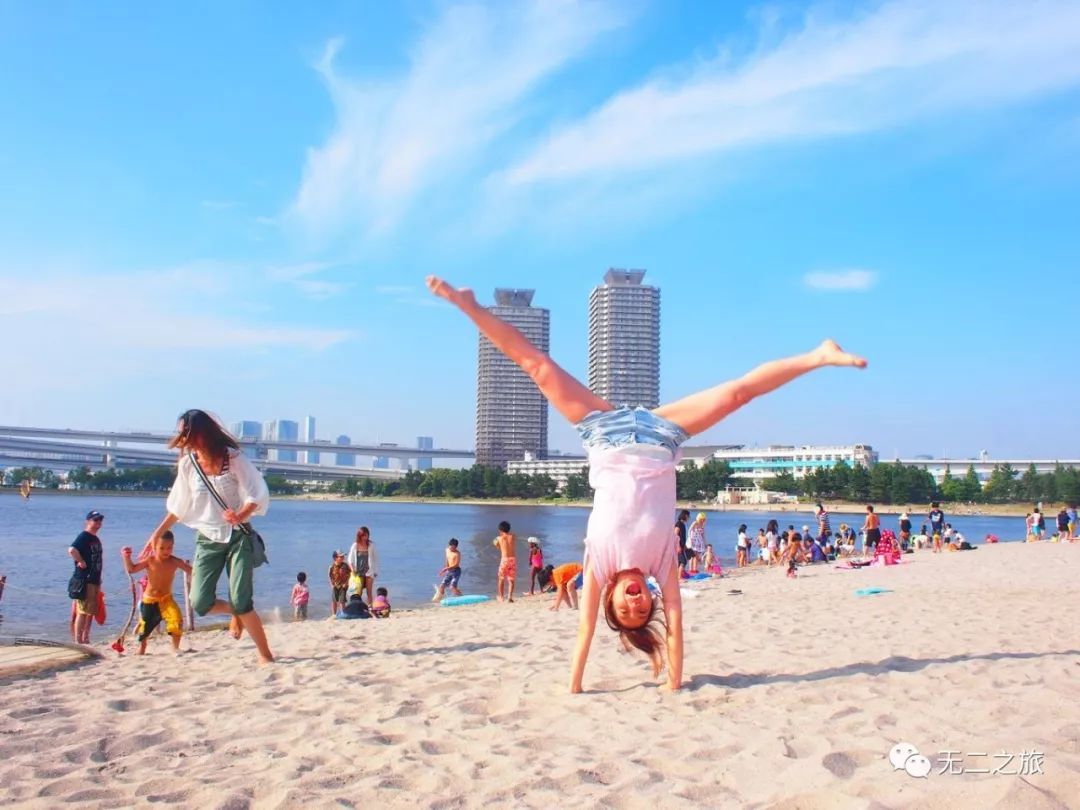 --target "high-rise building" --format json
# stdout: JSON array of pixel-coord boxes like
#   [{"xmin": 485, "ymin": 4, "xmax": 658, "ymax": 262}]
[
  {"xmin": 335, "ymin": 435, "xmax": 355, "ymax": 467},
  {"xmin": 230, "ymin": 420, "xmax": 263, "ymax": 459},
  {"xmin": 302, "ymin": 416, "xmax": 318, "ymax": 464},
  {"xmin": 476, "ymin": 289, "xmax": 550, "ymax": 468},
  {"xmin": 231, "ymin": 421, "xmax": 262, "ymax": 439},
  {"xmin": 263, "ymin": 419, "xmax": 299, "ymax": 462},
  {"xmin": 417, "ymin": 436, "xmax": 434, "ymax": 471},
  {"xmin": 373, "ymin": 443, "xmax": 398, "ymax": 470},
  {"xmin": 587, "ymin": 269, "xmax": 660, "ymax": 409}
]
